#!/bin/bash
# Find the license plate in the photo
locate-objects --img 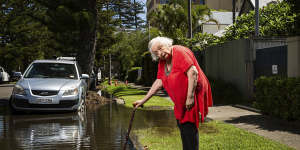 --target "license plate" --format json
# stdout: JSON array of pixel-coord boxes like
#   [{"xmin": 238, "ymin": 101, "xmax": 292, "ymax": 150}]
[{"xmin": 36, "ymin": 98, "xmax": 53, "ymax": 104}]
